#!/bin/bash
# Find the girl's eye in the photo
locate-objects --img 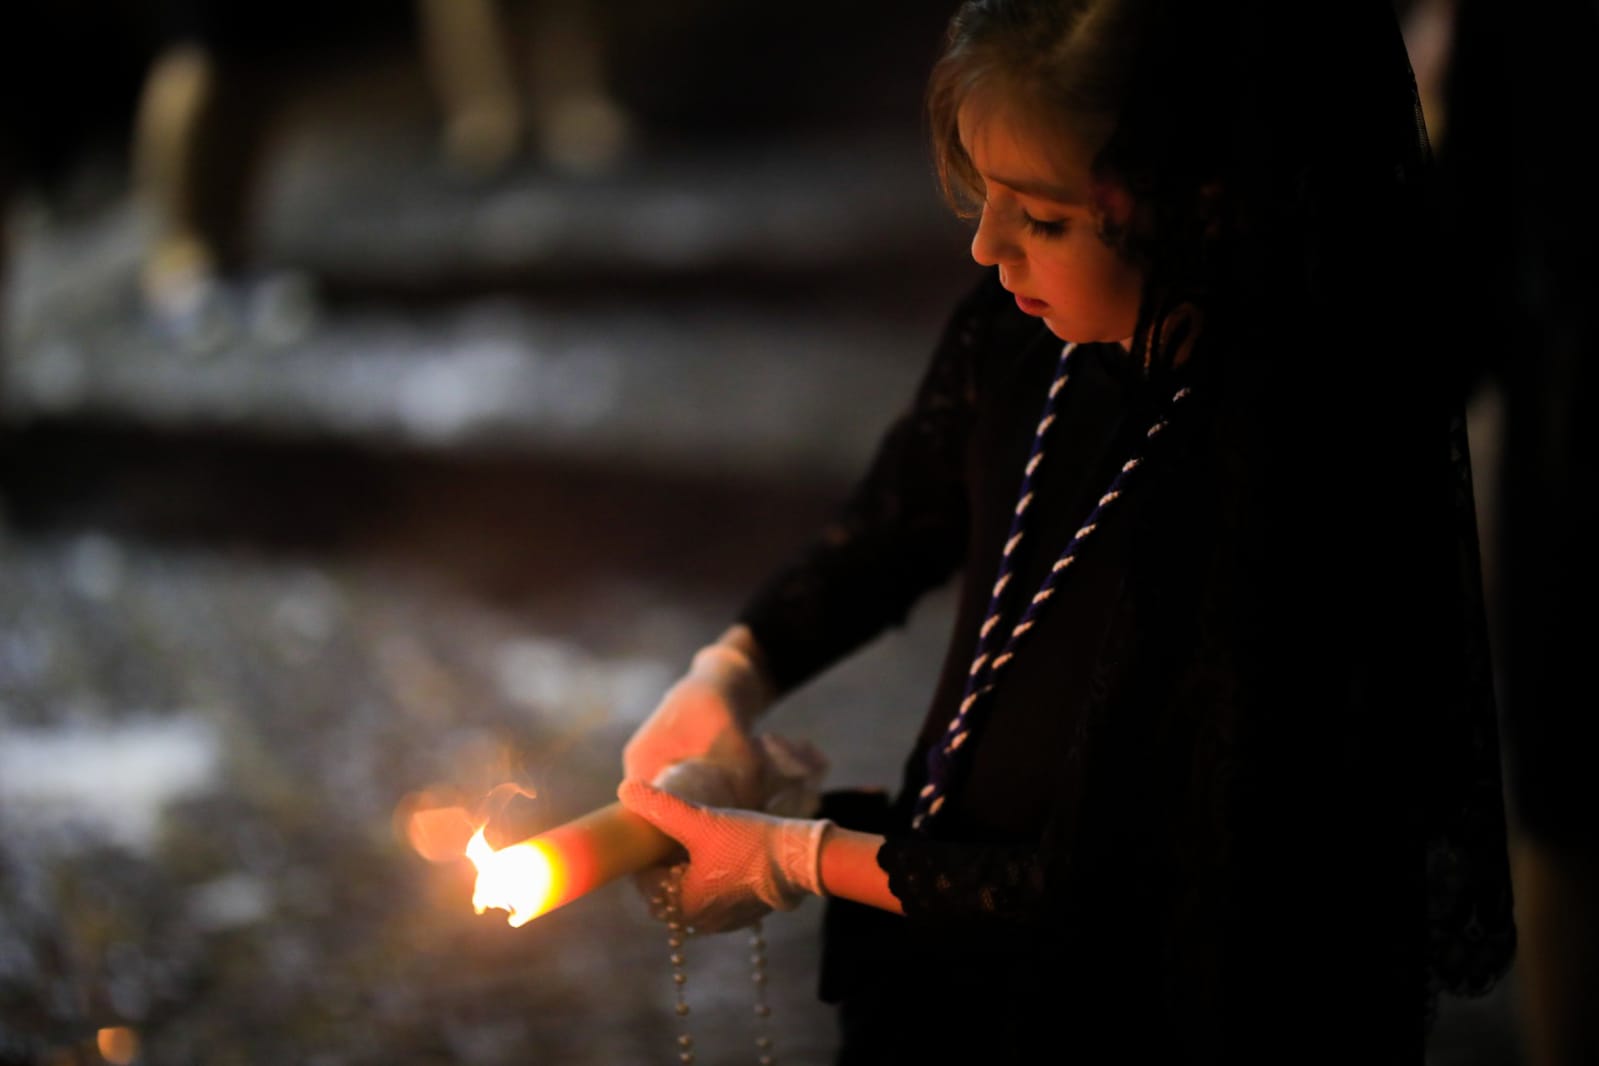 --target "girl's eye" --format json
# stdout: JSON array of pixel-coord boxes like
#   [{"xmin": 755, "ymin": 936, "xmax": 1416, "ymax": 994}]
[{"xmin": 1023, "ymin": 212, "xmax": 1068, "ymax": 239}]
